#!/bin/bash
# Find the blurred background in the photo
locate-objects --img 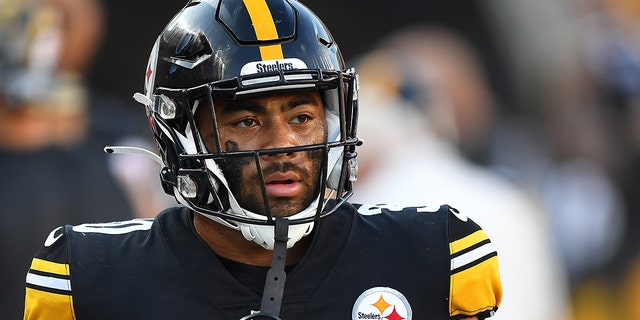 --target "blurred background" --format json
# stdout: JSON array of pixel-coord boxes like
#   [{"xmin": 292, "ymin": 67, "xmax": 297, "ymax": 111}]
[{"xmin": 2, "ymin": 0, "xmax": 639, "ymax": 319}]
